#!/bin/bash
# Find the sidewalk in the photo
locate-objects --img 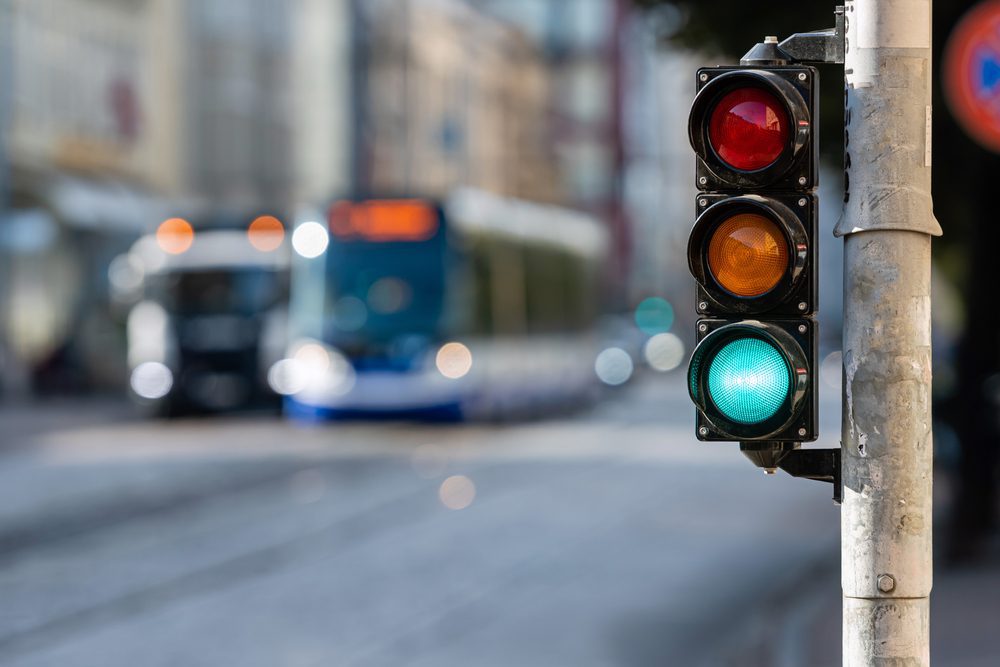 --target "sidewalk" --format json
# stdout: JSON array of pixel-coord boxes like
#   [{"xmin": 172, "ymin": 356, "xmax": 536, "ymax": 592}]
[
  {"xmin": 719, "ymin": 467, "xmax": 1000, "ymax": 667},
  {"xmin": 802, "ymin": 542, "xmax": 1000, "ymax": 667},
  {"xmin": 718, "ymin": 542, "xmax": 1000, "ymax": 666}
]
